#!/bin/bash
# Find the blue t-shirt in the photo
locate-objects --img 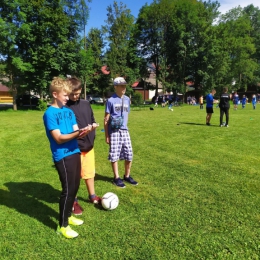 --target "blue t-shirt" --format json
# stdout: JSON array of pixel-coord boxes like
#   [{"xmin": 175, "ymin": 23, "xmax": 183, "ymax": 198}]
[
  {"xmin": 105, "ymin": 94, "xmax": 130, "ymax": 131},
  {"xmin": 206, "ymin": 94, "xmax": 214, "ymax": 108},
  {"xmin": 252, "ymin": 96, "xmax": 257, "ymax": 104},
  {"xmin": 43, "ymin": 106, "xmax": 80, "ymax": 162},
  {"xmin": 242, "ymin": 97, "xmax": 246, "ymax": 105}
]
